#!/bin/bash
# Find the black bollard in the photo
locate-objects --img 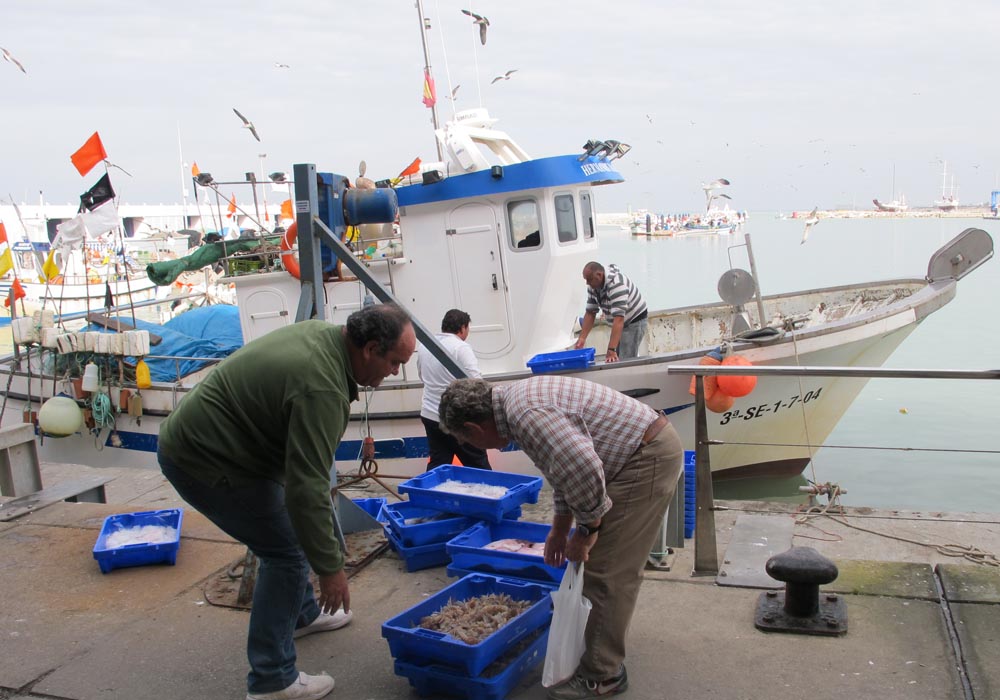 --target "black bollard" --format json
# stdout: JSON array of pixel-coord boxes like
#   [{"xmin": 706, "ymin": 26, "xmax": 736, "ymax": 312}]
[{"xmin": 754, "ymin": 546, "xmax": 847, "ymax": 636}]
